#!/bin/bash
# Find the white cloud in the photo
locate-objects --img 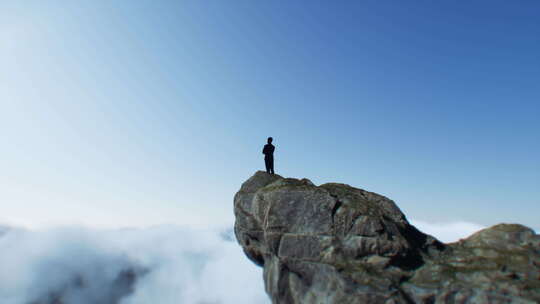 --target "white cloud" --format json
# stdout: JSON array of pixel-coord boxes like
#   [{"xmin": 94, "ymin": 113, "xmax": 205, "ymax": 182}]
[
  {"xmin": 410, "ymin": 219, "xmax": 485, "ymax": 243},
  {"xmin": 0, "ymin": 225, "xmax": 269, "ymax": 304},
  {"xmin": 0, "ymin": 219, "xmax": 533, "ymax": 304}
]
